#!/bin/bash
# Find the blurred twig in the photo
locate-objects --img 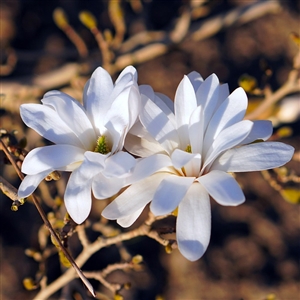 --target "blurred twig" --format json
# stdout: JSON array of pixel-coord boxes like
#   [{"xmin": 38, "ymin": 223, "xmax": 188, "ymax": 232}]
[
  {"xmin": 53, "ymin": 8, "xmax": 88, "ymax": 58},
  {"xmin": 245, "ymin": 49, "xmax": 300, "ymax": 120},
  {"xmin": 33, "ymin": 212, "xmax": 177, "ymax": 299},
  {"xmin": 190, "ymin": 0, "xmax": 281, "ymax": 41}
]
